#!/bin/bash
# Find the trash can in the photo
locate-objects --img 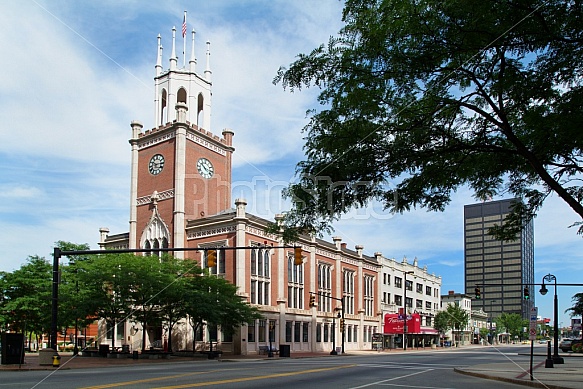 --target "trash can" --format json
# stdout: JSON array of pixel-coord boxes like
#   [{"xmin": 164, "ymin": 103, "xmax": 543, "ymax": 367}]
[
  {"xmin": 132, "ymin": 351, "xmax": 139, "ymax": 360},
  {"xmin": 98, "ymin": 344, "xmax": 109, "ymax": 357},
  {"xmin": 121, "ymin": 344, "xmax": 130, "ymax": 353},
  {"xmin": 52, "ymin": 354, "xmax": 61, "ymax": 367},
  {"xmin": 1, "ymin": 333, "xmax": 24, "ymax": 365},
  {"xmin": 279, "ymin": 344, "xmax": 290, "ymax": 358}
]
